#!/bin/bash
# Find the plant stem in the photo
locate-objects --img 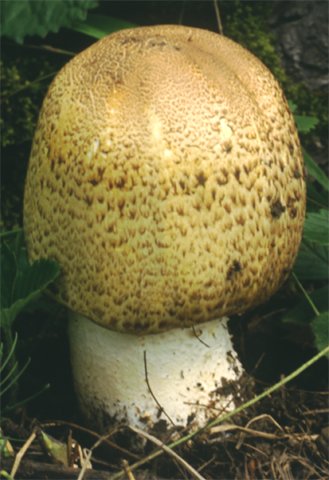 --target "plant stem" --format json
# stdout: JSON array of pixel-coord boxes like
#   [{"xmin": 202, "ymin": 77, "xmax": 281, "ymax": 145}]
[{"xmin": 293, "ymin": 272, "xmax": 320, "ymax": 316}]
